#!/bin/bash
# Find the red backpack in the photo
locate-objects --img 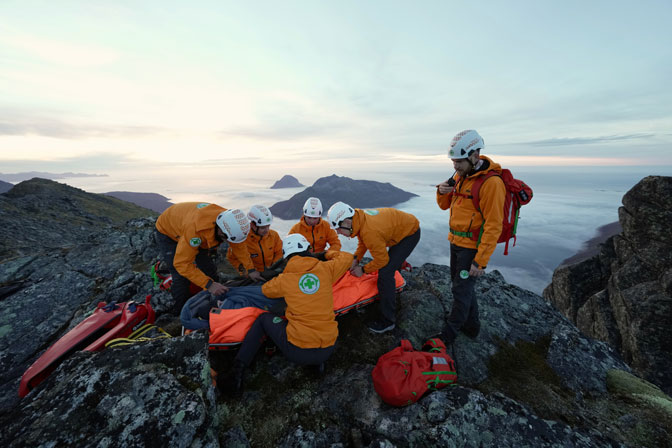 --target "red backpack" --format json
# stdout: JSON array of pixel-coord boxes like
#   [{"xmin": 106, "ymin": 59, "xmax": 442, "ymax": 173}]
[
  {"xmin": 371, "ymin": 338, "xmax": 457, "ymax": 407},
  {"xmin": 469, "ymin": 168, "xmax": 533, "ymax": 255}
]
